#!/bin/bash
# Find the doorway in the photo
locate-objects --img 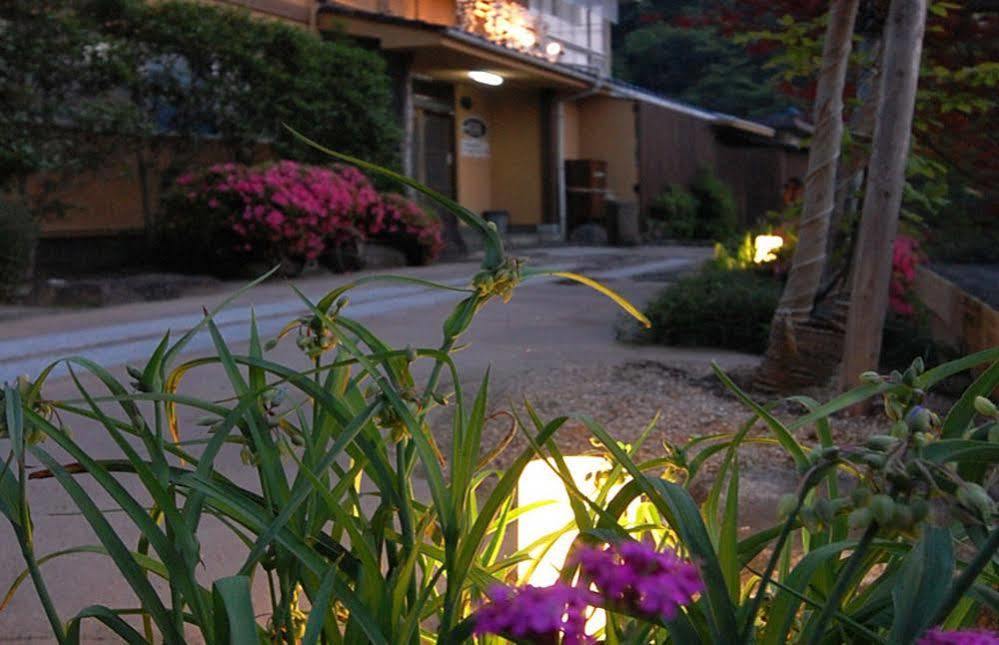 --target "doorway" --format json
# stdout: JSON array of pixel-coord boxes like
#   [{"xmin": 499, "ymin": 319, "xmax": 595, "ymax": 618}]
[{"xmin": 412, "ymin": 80, "xmax": 455, "ymax": 198}]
